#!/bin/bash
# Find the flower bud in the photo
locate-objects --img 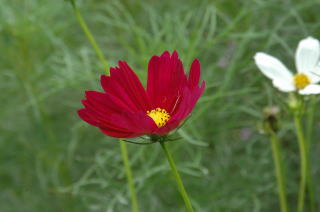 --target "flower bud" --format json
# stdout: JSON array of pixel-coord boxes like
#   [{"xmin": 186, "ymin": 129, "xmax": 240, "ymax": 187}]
[
  {"xmin": 287, "ymin": 93, "xmax": 300, "ymax": 110},
  {"xmin": 261, "ymin": 105, "xmax": 280, "ymax": 134}
]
